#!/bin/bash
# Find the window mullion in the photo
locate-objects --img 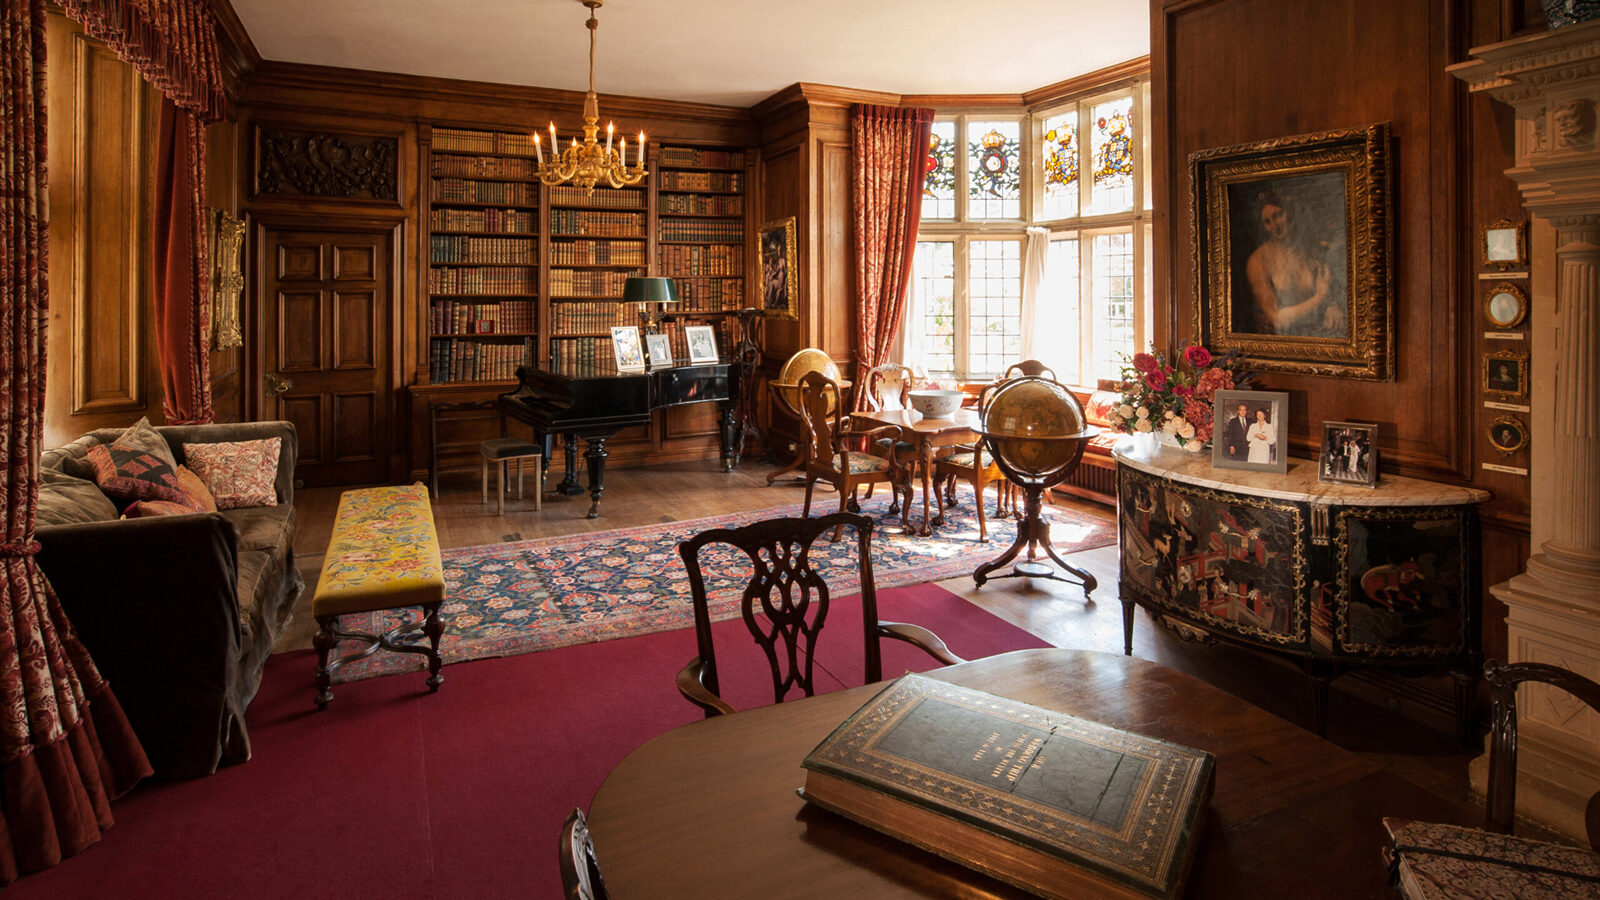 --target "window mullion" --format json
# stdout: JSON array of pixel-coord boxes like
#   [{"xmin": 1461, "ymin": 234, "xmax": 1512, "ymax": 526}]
[{"xmin": 954, "ymin": 235, "xmax": 970, "ymax": 379}]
